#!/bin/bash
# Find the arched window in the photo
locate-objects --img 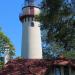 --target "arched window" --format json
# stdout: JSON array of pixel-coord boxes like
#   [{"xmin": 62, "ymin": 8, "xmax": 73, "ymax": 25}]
[{"xmin": 31, "ymin": 22, "xmax": 34, "ymax": 27}]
